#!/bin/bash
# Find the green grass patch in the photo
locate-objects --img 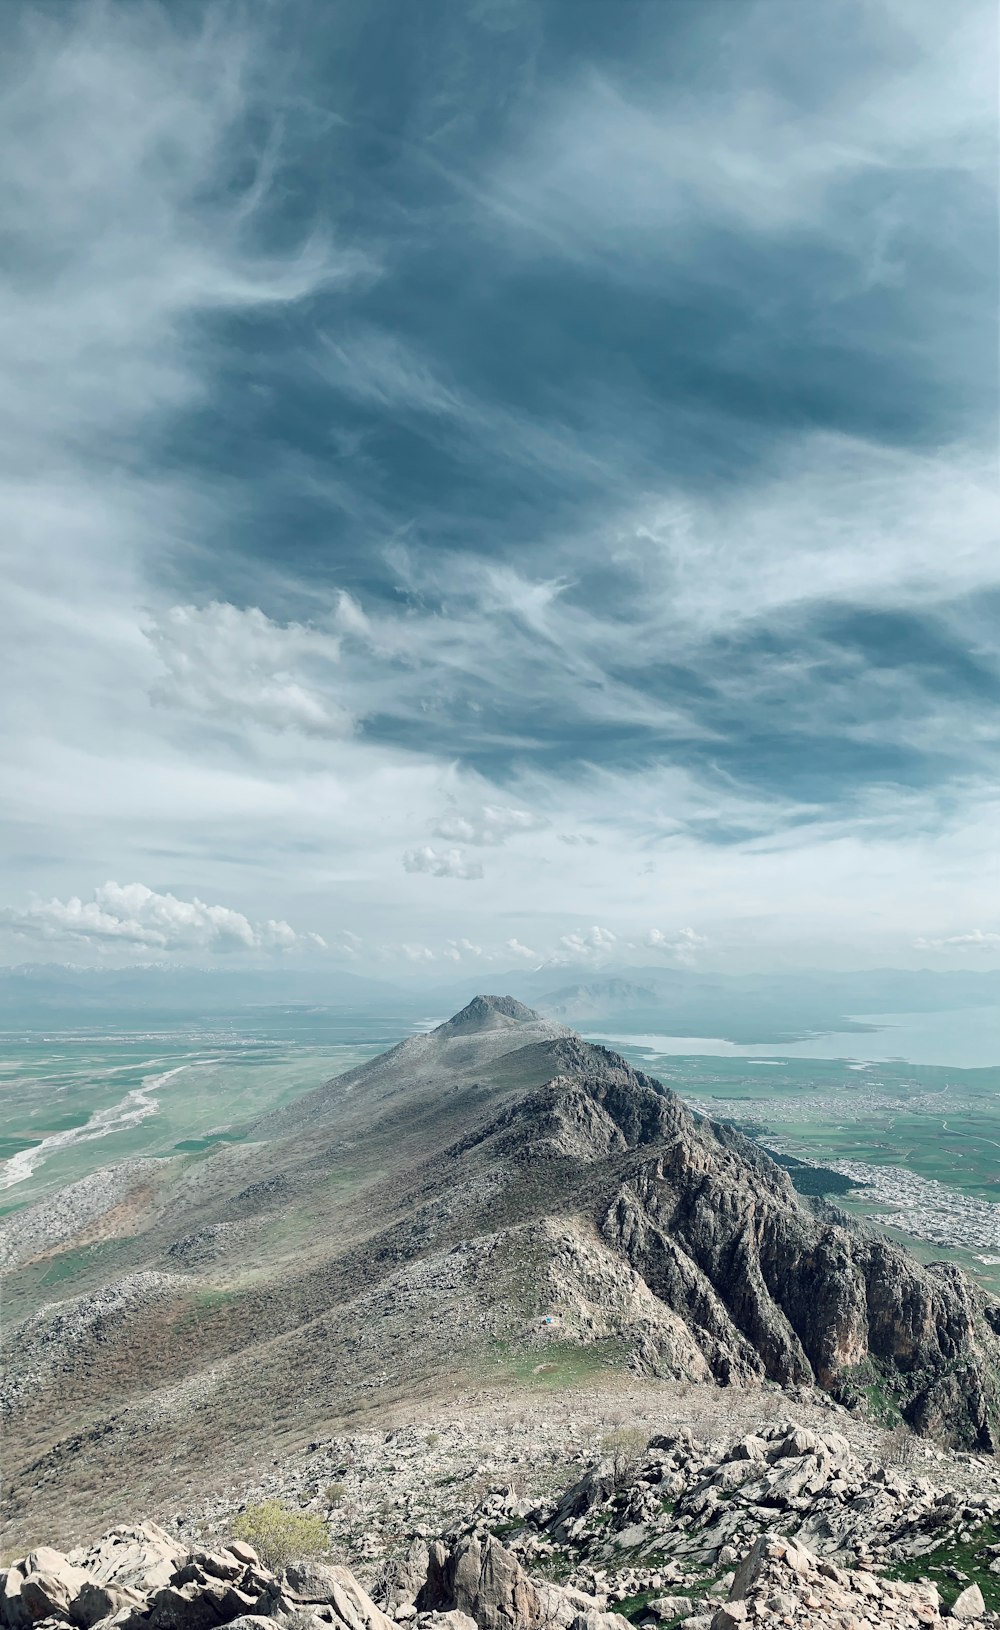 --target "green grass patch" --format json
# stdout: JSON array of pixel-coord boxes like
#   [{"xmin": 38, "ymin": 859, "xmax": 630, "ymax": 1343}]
[
  {"xmin": 884, "ymin": 1523, "xmax": 1000, "ymax": 1612},
  {"xmin": 488, "ymin": 1338, "xmax": 627, "ymax": 1390},
  {"xmin": 614, "ymin": 1590, "xmax": 658, "ymax": 1623},
  {"xmin": 37, "ymin": 1237, "xmax": 138, "ymax": 1288},
  {"xmin": 172, "ymin": 1130, "xmax": 247, "ymax": 1153}
]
